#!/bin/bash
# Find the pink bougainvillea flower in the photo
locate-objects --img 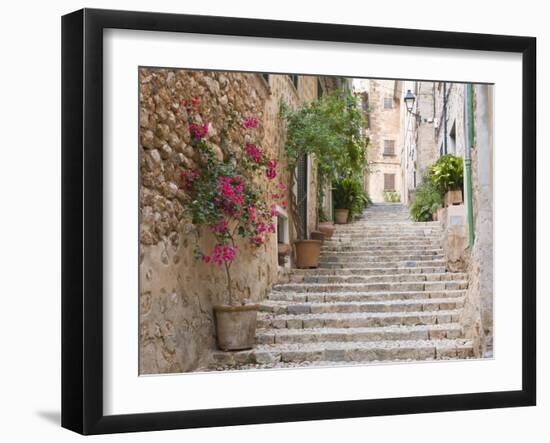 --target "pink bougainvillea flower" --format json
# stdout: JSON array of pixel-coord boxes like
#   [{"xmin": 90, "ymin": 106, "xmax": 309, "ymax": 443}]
[
  {"xmin": 242, "ymin": 117, "xmax": 259, "ymax": 129},
  {"xmin": 270, "ymin": 204, "xmax": 279, "ymax": 217},
  {"xmin": 208, "ymin": 244, "xmax": 237, "ymax": 265},
  {"xmin": 202, "ymin": 255, "xmax": 211, "ymax": 263},
  {"xmin": 217, "ymin": 176, "xmax": 245, "ymax": 211},
  {"xmin": 248, "ymin": 205, "xmax": 257, "ymax": 222},
  {"xmin": 245, "ymin": 143, "xmax": 263, "ymax": 163},
  {"xmin": 266, "ymin": 168, "xmax": 277, "ymax": 179},
  {"xmin": 251, "ymin": 236, "xmax": 264, "ymax": 246},
  {"xmin": 189, "ymin": 122, "xmax": 208, "ymax": 141},
  {"xmin": 278, "ymin": 182, "xmax": 287, "ymax": 191},
  {"xmin": 180, "ymin": 169, "xmax": 200, "ymax": 189},
  {"xmin": 191, "ymin": 97, "xmax": 200, "ymax": 106},
  {"xmin": 210, "ymin": 219, "xmax": 229, "ymax": 234},
  {"xmin": 265, "ymin": 159, "xmax": 278, "ymax": 179},
  {"xmin": 281, "ymin": 200, "xmax": 287, "ymax": 209}
]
